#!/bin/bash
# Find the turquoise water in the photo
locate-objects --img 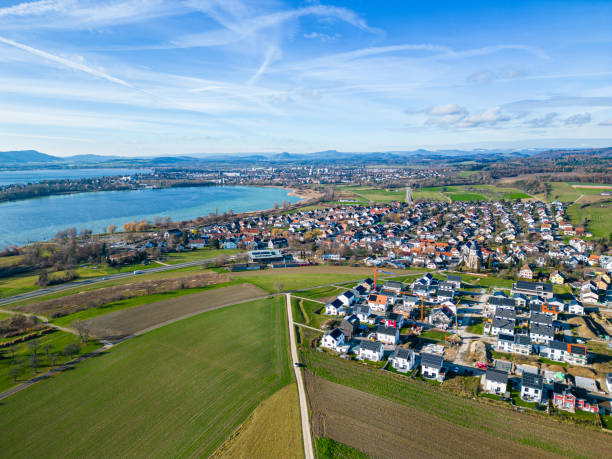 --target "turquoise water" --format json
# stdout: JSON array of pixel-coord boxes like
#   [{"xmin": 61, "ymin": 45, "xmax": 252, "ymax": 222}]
[
  {"xmin": 0, "ymin": 186, "xmax": 299, "ymax": 248},
  {"xmin": 0, "ymin": 168, "xmax": 149, "ymax": 186}
]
